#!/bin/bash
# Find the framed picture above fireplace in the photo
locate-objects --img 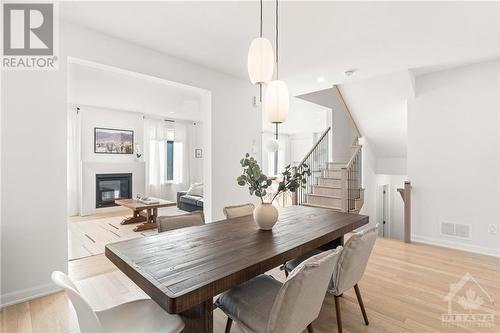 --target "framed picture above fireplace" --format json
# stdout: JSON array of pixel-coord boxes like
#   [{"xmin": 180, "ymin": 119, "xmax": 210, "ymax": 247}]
[{"xmin": 94, "ymin": 127, "xmax": 134, "ymax": 154}]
